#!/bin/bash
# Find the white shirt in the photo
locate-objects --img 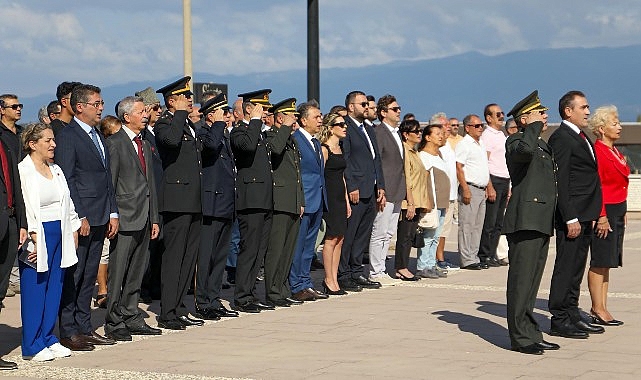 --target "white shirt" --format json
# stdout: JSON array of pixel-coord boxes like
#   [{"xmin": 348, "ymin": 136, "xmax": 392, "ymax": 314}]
[
  {"xmin": 456, "ymin": 134, "xmax": 490, "ymax": 187},
  {"xmin": 121, "ymin": 125, "xmax": 142, "ymax": 155},
  {"xmin": 298, "ymin": 127, "xmax": 322, "ymax": 161},
  {"xmin": 439, "ymin": 141, "xmax": 458, "ymax": 201},
  {"xmin": 563, "ymin": 120, "xmax": 595, "ymax": 160},
  {"xmin": 349, "ymin": 116, "xmax": 375, "ymax": 159},
  {"xmin": 383, "ymin": 121, "xmax": 403, "ymax": 159}
]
